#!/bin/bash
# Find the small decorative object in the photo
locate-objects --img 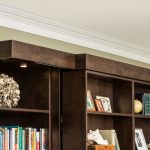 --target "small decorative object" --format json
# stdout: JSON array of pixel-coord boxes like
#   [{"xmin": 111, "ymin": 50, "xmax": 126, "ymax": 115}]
[
  {"xmin": 0, "ymin": 73, "xmax": 20, "ymax": 108},
  {"xmin": 87, "ymin": 129, "xmax": 108, "ymax": 145},
  {"xmin": 134, "ymin": 99, "xmax": 143, "ymax": 113},
  {"xmin": 135, "ymin": 129, "xmax": 148, "ymax": 150},
  {"xmin": 87, "ymin": 90, "xmax": 96, "ymax": 111},
  {"xmin": 96, "ymin": 96, "xmax": 112, "ymax": 113}
]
